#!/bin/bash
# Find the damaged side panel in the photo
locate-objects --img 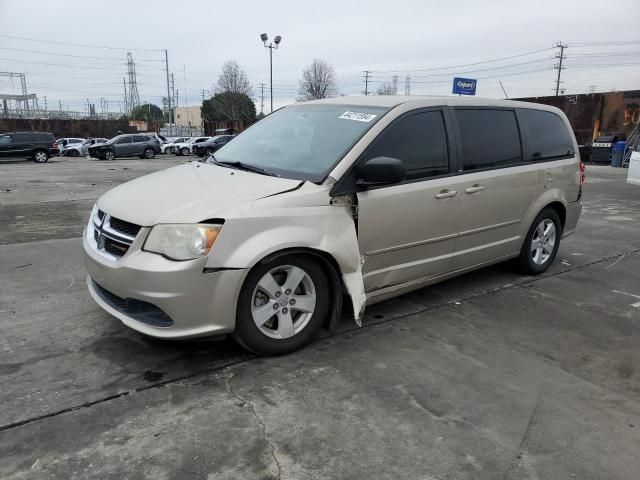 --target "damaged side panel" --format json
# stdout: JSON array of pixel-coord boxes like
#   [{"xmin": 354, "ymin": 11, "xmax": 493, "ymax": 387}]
[{"xmin": 205, "ymin": 193, "xmax": 366, "ymax": 323}]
